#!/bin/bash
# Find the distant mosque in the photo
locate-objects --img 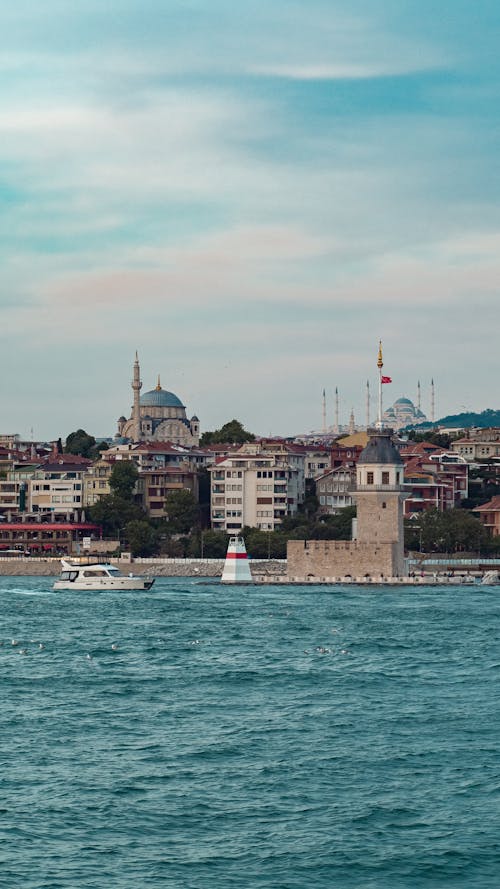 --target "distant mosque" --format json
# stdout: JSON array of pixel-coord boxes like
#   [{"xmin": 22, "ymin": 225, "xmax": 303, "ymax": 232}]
[
  {"xmin": 116, "ymin": 354, "xmax": 200, "ymax": 446},
  {"xmin": 382, "ymin": 379, "xmax": 434, "ymax": 431},
  {"xmin": 383, "ymin": 397, "xmax": 427, "ymax": 430}
]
